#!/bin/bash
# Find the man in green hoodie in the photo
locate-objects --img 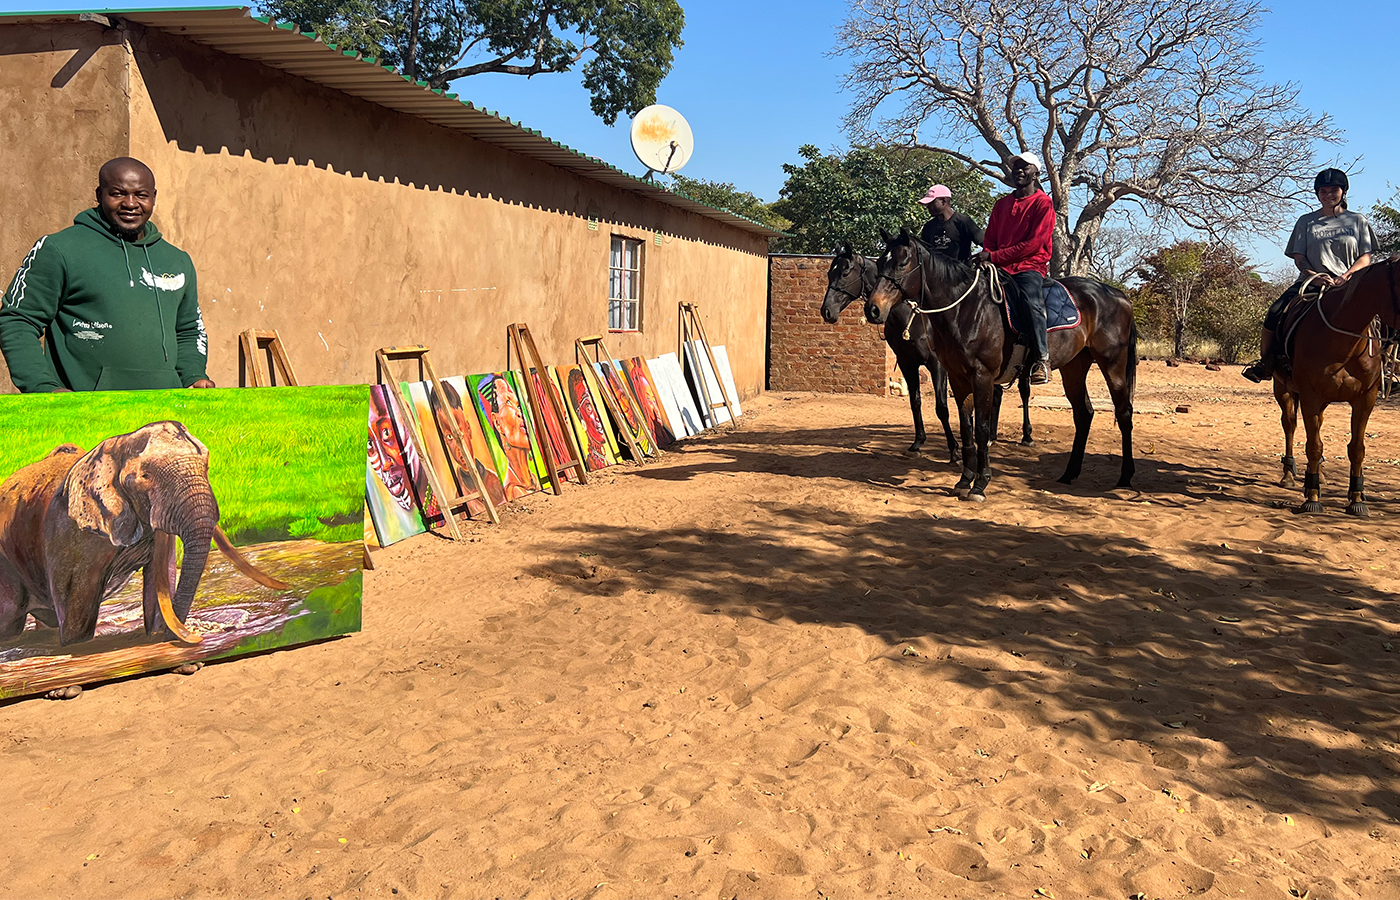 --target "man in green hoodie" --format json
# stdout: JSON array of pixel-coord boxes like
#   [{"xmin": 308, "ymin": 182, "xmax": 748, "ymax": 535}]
[{"xmin": 0, "ymin": 158, "xmax": 214, "ymax": 392}]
